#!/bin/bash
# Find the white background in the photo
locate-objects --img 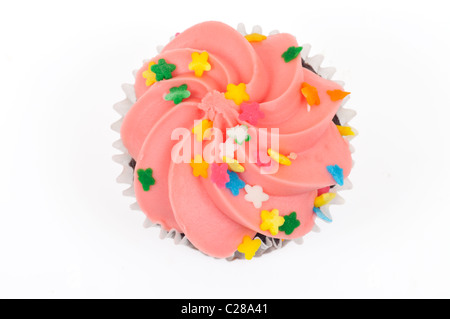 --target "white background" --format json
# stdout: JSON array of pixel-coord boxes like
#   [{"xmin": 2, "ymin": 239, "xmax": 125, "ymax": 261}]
[{"xmin": 1, "ymin": 0, "xmax": 449, "ymax": 299}]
